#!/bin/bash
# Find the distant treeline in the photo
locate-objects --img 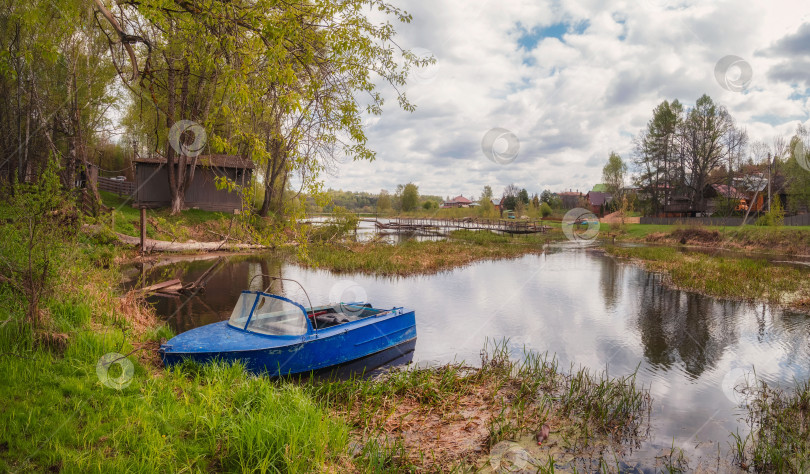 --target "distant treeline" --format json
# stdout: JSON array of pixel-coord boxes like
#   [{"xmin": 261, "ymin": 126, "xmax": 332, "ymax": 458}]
[{"xmin": 312, "ymin": 189, "xmax": 444, "ymax": 213}]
